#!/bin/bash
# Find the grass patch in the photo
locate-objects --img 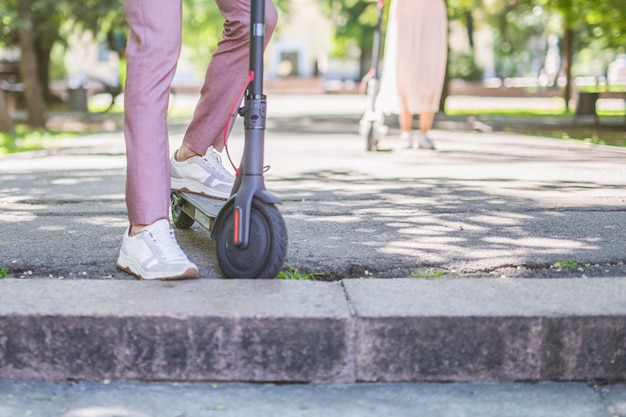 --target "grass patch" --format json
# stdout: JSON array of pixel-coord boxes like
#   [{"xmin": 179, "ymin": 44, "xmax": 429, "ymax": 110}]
[
  {"xmin": 278, "ymin": 266, "xmax": 324, "ymax": 280},
  {"xmin": 446, "ymin": 108, "xmax": 626, "ymax": 148},
  {"xmin": 447, "ymin": 108, "xmax": 571, "ymax": 118},
  {"xmin": 410, "ymin": 269, "xmax": 448, "ymax": 280},
  {"xmin": 0, "ymin": 267, "xmax": 8, "ymax": 278},
  {"xmin": 552, "ymin": 260, "xmax": 579, "ymax": 269},
  {"xmin": 513, "ymin": 127, "xmax": 626, "ymax": 147},
  {"xmin": 33, "ymin": 396, "xmax": 52, "ymax": 402},
  {"xmin": 205, "ymin": 405, "xmax": 227, "ymax": 411},
  {"xmin": 0, "ymin": 126, "xmax": 76, "ymax": 156},
  {"xmin": 447, "ymin": 107, "xmax": 623, "ymax": 118}
]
